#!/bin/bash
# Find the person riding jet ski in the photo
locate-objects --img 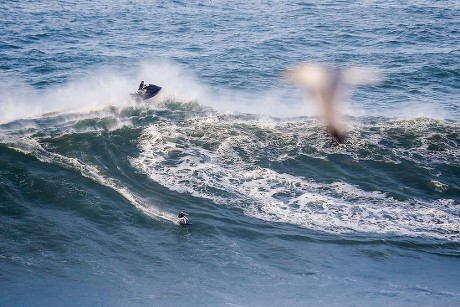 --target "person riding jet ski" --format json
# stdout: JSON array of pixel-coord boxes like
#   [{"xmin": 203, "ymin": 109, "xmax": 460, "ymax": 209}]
[
  {"xmin": 138, "ymin": 80, "xmax": 146, "ymax": 92},
  {"xmin": 131, "ymin": 81, "xmax": 162, "ymax": 101}
]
